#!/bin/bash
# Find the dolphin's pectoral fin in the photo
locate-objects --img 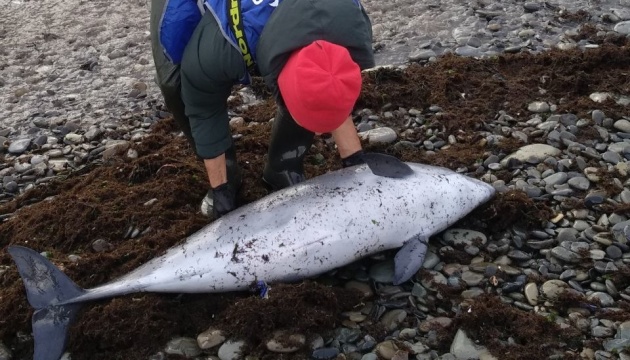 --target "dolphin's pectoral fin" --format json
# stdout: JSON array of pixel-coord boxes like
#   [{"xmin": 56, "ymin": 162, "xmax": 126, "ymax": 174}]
[
  {"xmin": 362, "ymin": 153, "xmax": 414, "ymax": 179},
  {"xmin": 392, "ymin": 235, "xmax": 429, "ymax": 285}
]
